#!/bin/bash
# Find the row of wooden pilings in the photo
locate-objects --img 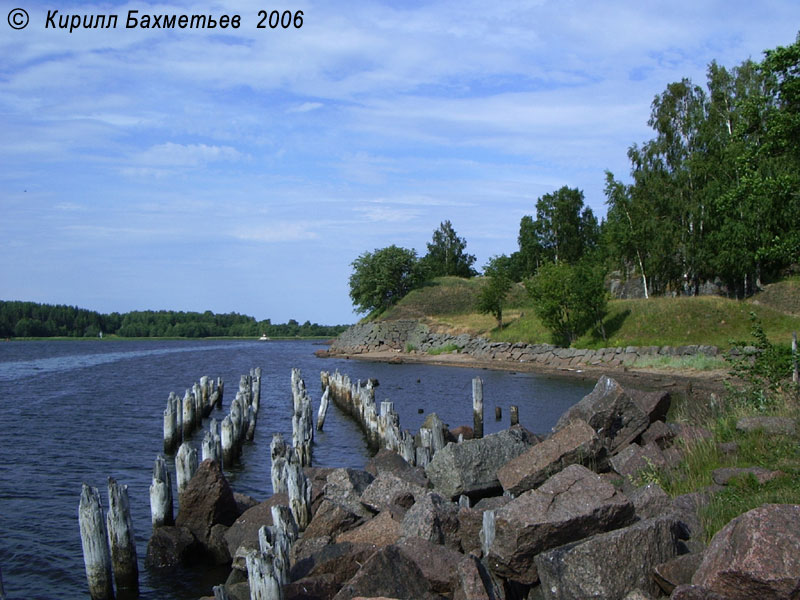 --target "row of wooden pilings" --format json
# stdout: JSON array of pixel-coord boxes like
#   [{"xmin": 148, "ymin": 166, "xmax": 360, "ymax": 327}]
[
  {"xmin": 78, "ymin": 369, "xmax": 261, "ymax": 600},
  {"xmin": 320, "ymin": 370, "xmax": 520, "ymax": 469},
  {"xmin": 248, "ymin": 368, "xmax": 323, "ymax": 599}
]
